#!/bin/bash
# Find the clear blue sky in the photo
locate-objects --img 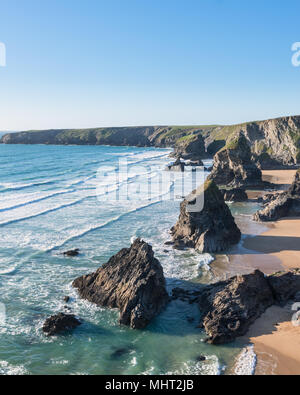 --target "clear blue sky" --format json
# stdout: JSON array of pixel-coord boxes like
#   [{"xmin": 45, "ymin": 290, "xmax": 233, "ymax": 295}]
[{"xmin": 0, "ymin": 0, "xmax": 300, "ymax": 130}]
